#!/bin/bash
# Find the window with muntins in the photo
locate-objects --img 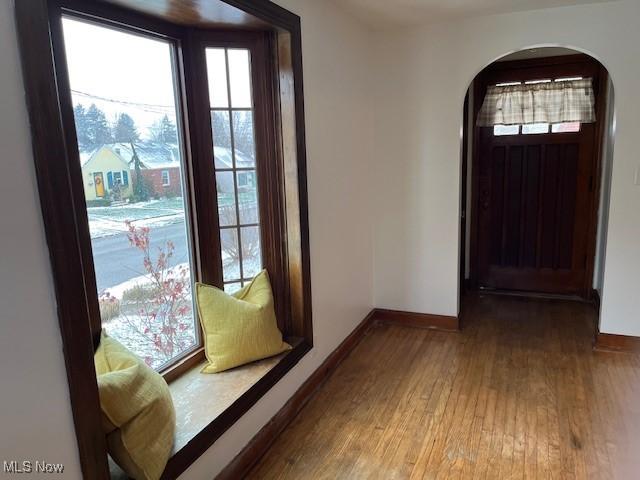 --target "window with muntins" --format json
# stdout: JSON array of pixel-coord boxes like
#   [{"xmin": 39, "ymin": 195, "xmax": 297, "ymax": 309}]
[{"xmin": 207, "ymin": 47, "xmax": 262, "ymax": 294}]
